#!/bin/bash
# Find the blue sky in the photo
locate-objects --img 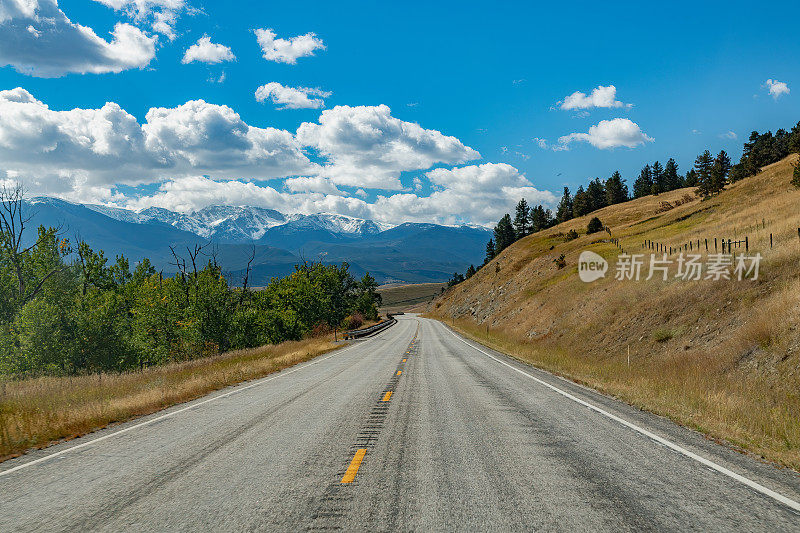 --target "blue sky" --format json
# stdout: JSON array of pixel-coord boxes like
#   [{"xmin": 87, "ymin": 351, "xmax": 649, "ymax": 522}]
[{"xmin": 0, "ymin": 0, "xmax": 798, "ymax": 225}]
